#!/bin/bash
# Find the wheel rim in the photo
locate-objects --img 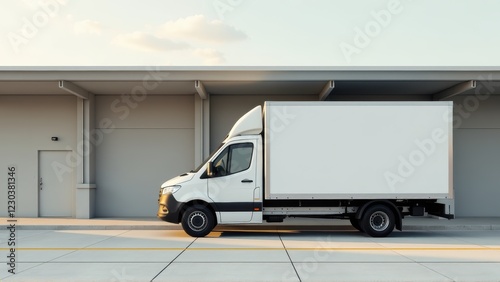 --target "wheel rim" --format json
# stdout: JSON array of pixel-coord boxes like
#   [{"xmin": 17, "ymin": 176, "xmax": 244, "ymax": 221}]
[
  {"xmin": 188, "ymin": 211, "xmax": 208, "ymax": 231},
  {"xmin": 369, "ymin": 211, "xmax": 390, "ymax": 231}
]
